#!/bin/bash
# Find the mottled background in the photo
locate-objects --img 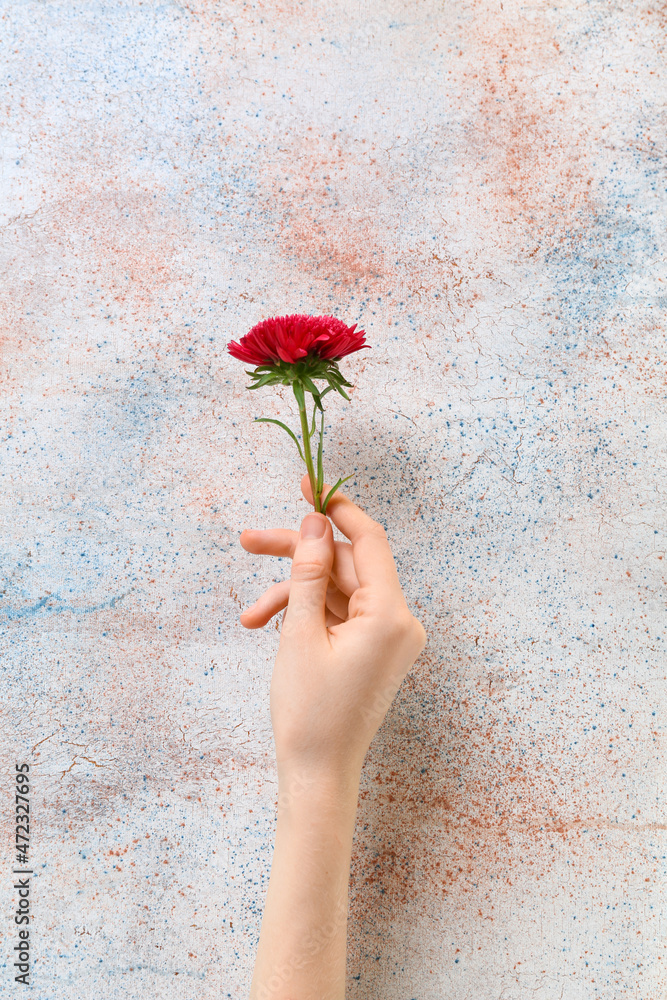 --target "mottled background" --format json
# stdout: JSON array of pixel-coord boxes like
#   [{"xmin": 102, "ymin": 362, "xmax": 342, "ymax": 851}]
[{"xmin": 1, "ymin": 1, "xmax": 665, "ymax": 997}]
